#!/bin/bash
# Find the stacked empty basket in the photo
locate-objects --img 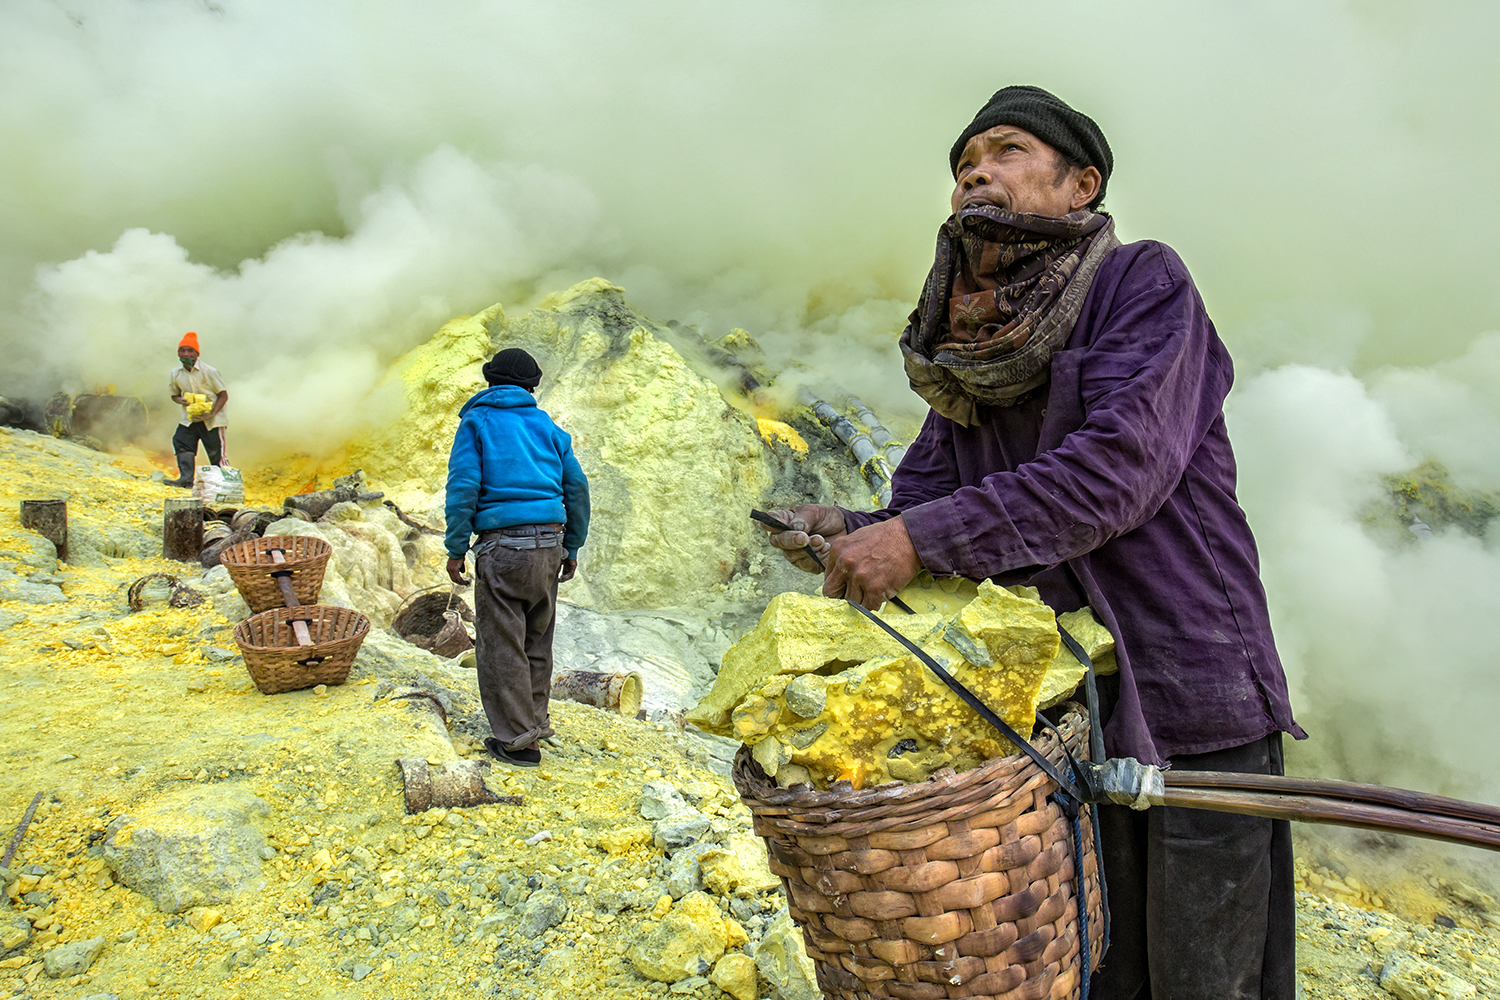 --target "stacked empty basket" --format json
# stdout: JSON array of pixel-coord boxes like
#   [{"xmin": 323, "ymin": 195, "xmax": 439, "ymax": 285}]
[
  {"xmin": 221, "ymin": 535, "xmax": 370, "ymax": 695},
  {"xmin": 733, "ymin": 705, "xmax": 1104, "ymax": 1000}
]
